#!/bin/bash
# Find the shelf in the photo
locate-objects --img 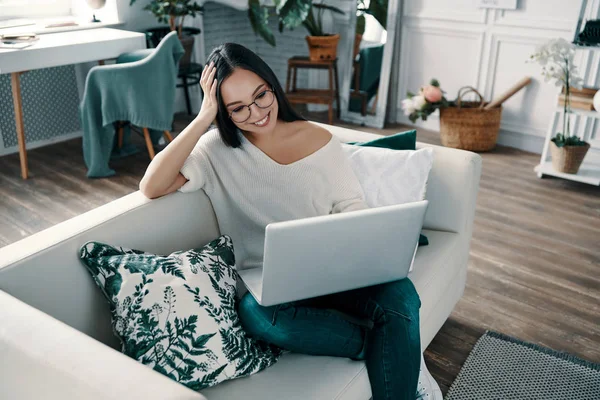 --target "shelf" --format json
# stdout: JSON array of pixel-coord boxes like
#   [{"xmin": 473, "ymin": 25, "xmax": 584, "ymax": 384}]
[
  {"xmin": 554, "ymin": 106, "xmax": 600, "ymax": 118},
  {"xmin": 574, "ymin": 44, "xmax": 600, "ymax": 52},
  {"xmin": 534, "ymin": 161, "xmax": 600, "ymax": 186}
]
